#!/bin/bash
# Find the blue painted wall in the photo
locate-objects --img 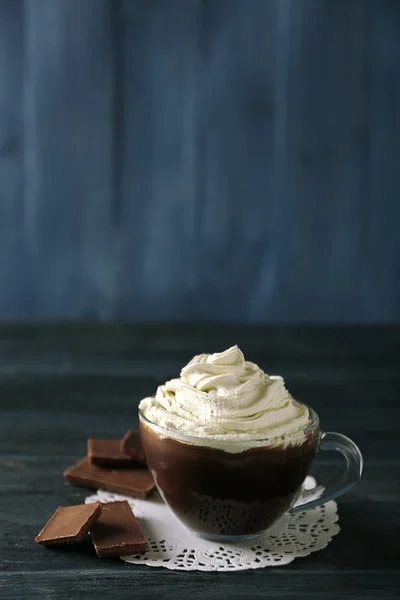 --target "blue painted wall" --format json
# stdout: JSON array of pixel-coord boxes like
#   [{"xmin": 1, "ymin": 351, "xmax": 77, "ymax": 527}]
[{"xmin": 0, "ymin": 0, "xmax": 399, "ymax": 322}]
